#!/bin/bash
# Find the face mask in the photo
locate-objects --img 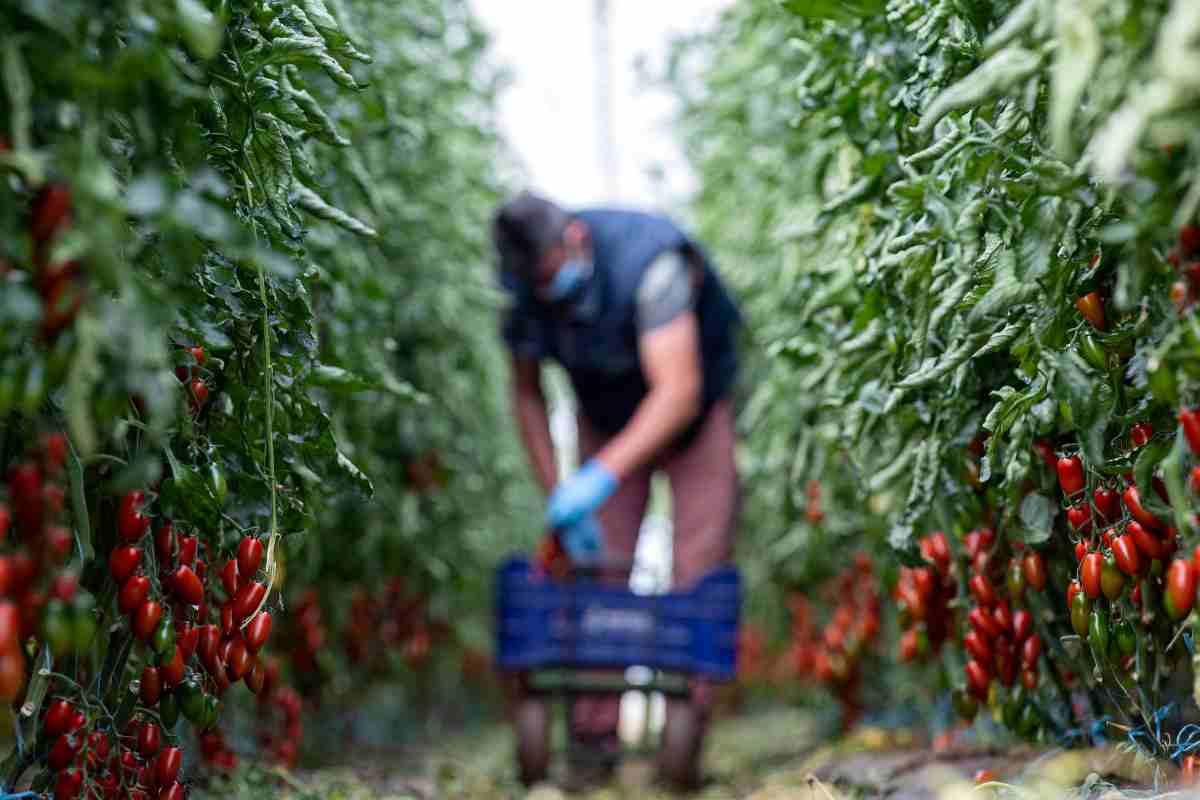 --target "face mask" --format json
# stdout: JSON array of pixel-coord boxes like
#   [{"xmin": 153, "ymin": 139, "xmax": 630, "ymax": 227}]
[{"xmin": 538, "ymin": 257, "xmax": 591, "ymax": 303}]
